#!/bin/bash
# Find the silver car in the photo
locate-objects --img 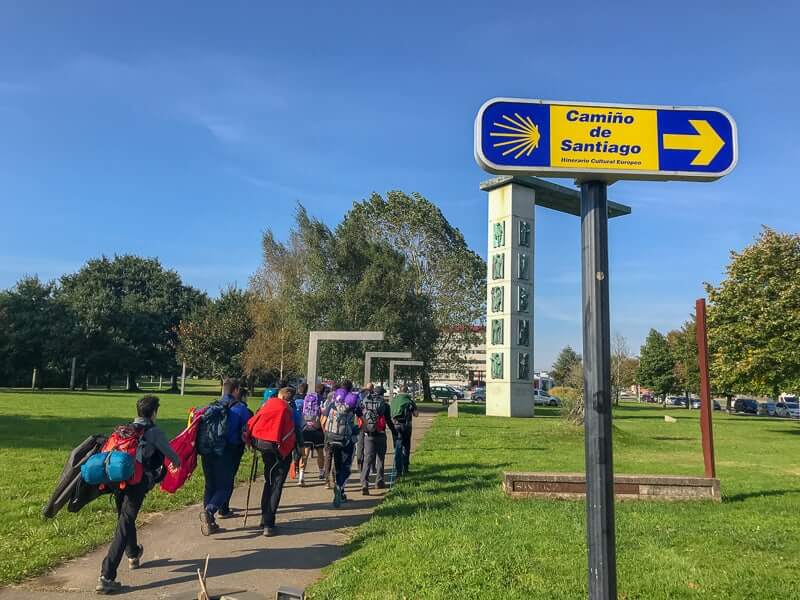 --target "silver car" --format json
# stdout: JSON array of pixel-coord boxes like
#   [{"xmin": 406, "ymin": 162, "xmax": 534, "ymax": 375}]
[{"xmin": 776, "ymin": 401, "xmax": 800, "ymax": 419}]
